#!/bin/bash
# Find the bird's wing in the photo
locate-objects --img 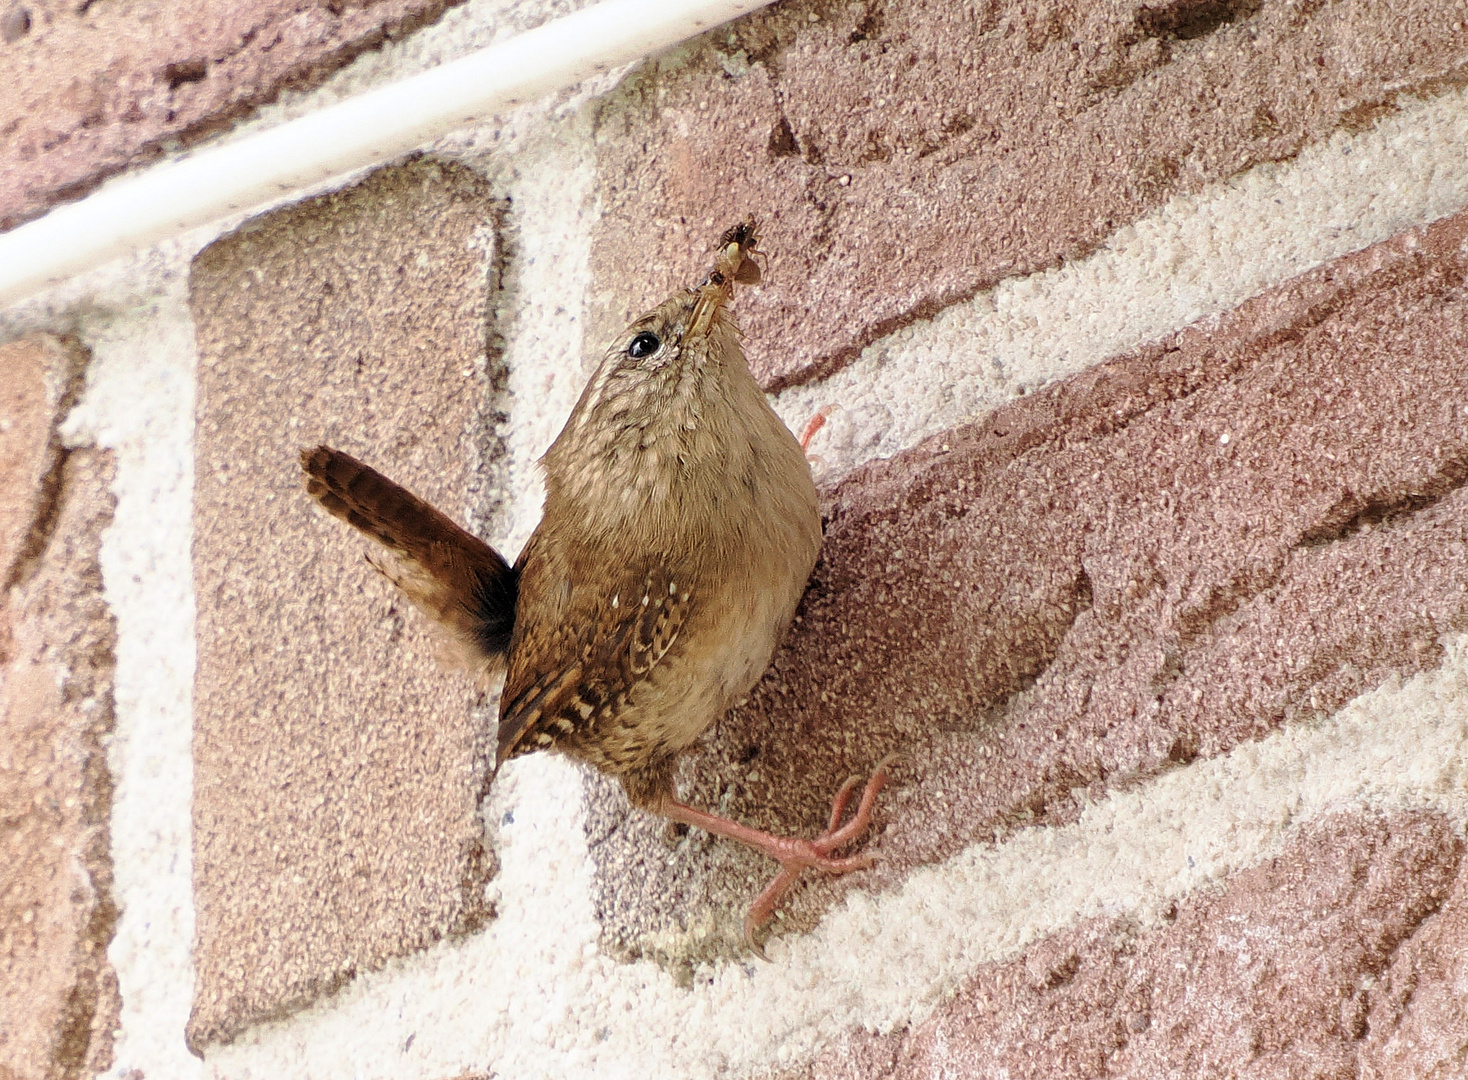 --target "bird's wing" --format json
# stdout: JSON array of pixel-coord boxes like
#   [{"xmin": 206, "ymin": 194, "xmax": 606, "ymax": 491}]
[{"xmin": 496, "ymin": 543, "xmax": 691, "ymax": 767}]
